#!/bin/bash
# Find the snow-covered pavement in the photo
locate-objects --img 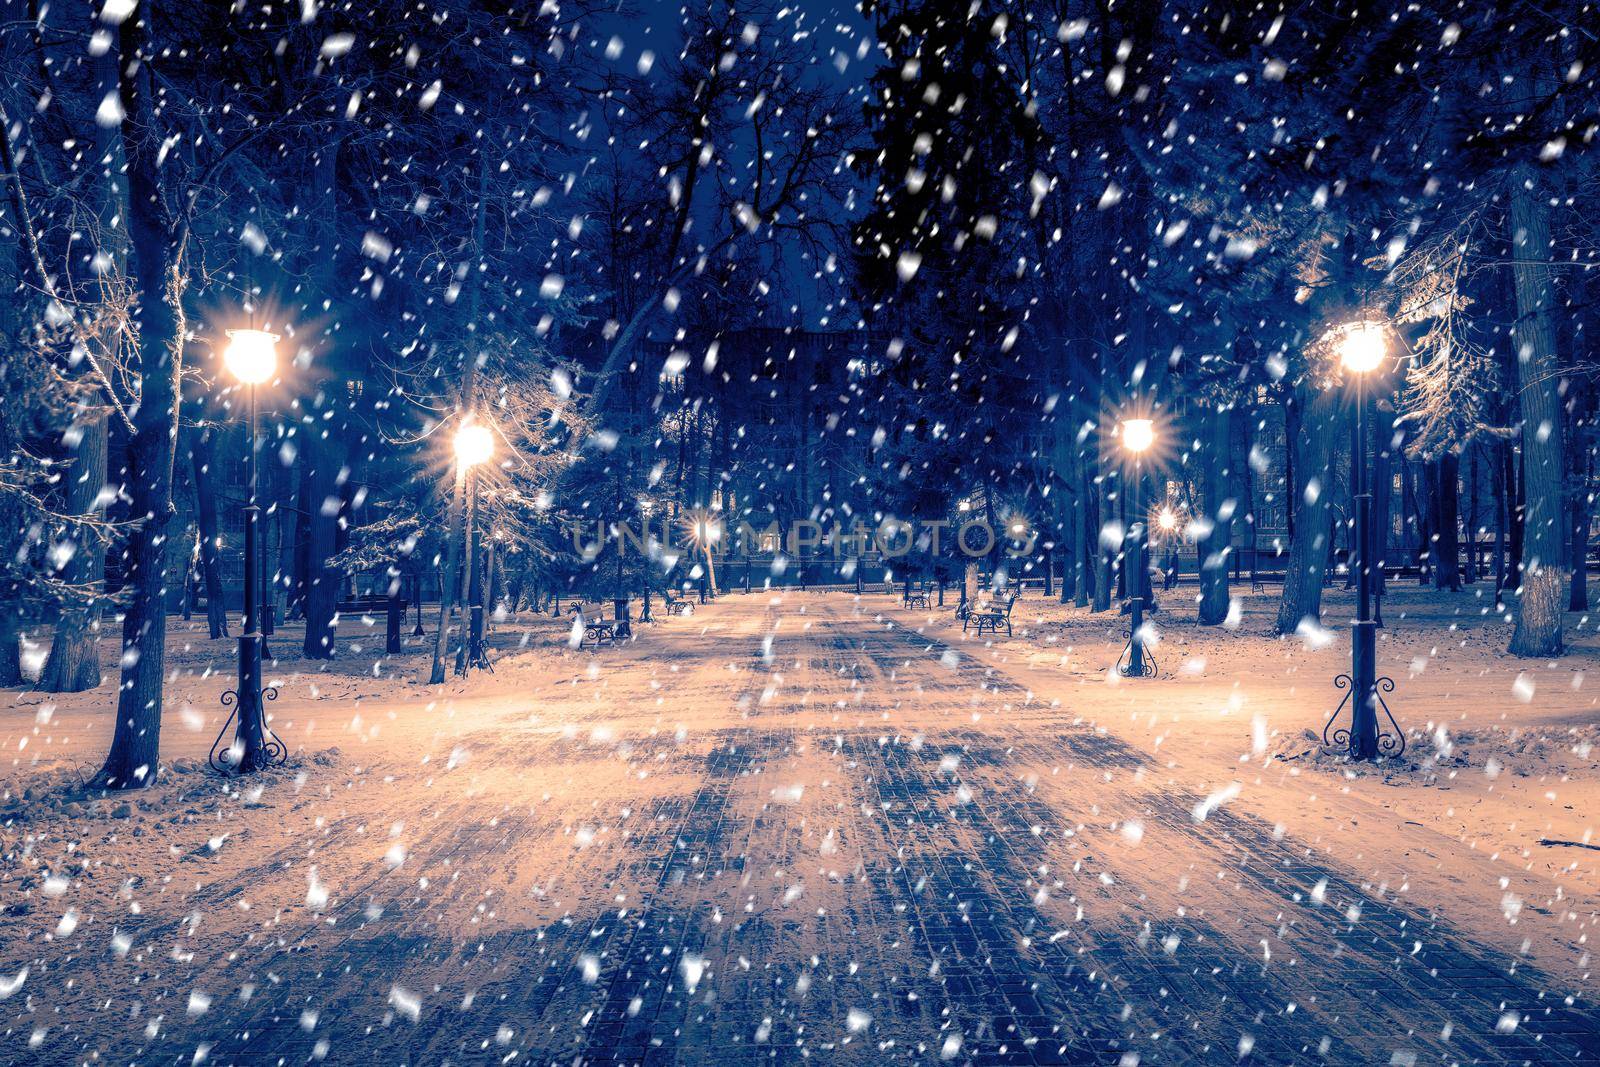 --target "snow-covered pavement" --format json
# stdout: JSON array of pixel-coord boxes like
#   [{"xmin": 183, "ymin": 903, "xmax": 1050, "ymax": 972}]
[{"xmin": 2, "ymin": 592, "xmax": 1597, "ymax": 1063}]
